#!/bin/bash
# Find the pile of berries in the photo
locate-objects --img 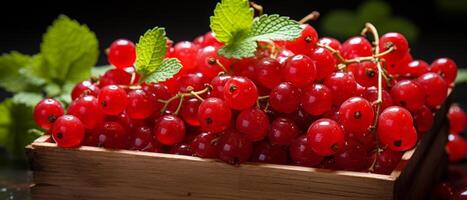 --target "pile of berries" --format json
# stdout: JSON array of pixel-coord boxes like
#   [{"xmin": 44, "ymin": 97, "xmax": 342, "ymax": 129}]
[{"xmin": 33, "ymin": 22, "xmax": 458, "ymax": 175}]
